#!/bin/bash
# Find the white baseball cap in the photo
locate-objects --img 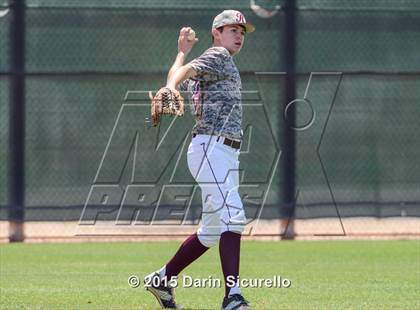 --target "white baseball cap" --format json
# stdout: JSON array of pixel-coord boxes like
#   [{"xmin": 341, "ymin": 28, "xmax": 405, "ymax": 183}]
[{"xmin": 212, "ymin": 10, "xmax": 255, "ymax": 33}]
